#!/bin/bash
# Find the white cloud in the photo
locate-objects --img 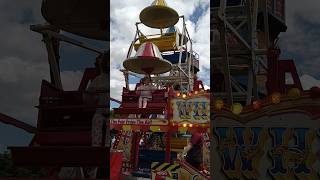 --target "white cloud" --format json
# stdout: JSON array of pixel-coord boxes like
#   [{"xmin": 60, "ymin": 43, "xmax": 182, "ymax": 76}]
[
  {"xmin": 0, "ymin": 57, "xmax": 49, "ymax": 125},
  {"xmin": 110, "ymin": 68, "xmax": 126, "ymax": 100},
  {"xmin": 300, "ymin": 74, "xmax": 320, "ymax": 90},
  {"xmin": 204, "ymin": 85, "xmax": 210, "ymax": 90},
  {"xmin": 0, "ymin": 58, "xmax": 95, "ymax": 125},
  {"xmin": 285, "ymin": 73, "xmax": 320, "ymax": 90},
  {"xmin": 110, "ymin": 0, "xmax": 210, "ymax": 100},
  {"xmin": 285, "ymin": 0, "xmax": 320, "ymax": 26},
  {"xmin": 279, "ymin": 0, "xmax": 320, "ymax": 78},
  {"xmin": 0, "ymin": 0, "xmax": 95, "ymax": 126},
  {"xmin": 61, "ymin": 71, "xmax": 83, "ymax": 91},
  {"xmin": 0, "ymin": 0, "xmax": 48, "ymax": 126}
]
